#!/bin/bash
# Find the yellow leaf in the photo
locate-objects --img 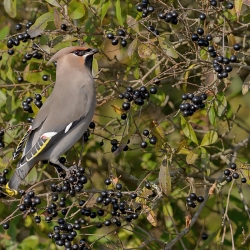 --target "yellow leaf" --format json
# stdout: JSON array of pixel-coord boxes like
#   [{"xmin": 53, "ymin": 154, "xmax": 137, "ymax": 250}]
[
  {"xmin": 183, "ymin": 64, "xmax": 196, "ymax": 82},
  {"xmin": 138, "ymin": 44, "xmax": 153, "ymax": 59},
  {"xmin": 54, "ymin": 7, "xmax": 61, "ymax": 29},
  {"xmin": 158, "ymin": 37, "xmax": 178, "ymax": 58},
  {"xmin": 186, "ymin": 151, "xmax": 198, "ymax": 164},
  {"xmin": 159, "ymin": 157, "xmax": 171, "ymax": 196},
  {"xmin": 126, "ymin": 15, "xmax": 139, "ymax": 33},
  {"xmin": 128, "ymin": 39, "xmax": 137, "ymax": 57},
  {"xmin": 111, "ymin": 104, "xmax": 126, "ymax": 114},
  {"xmin": 31, "ymin": 102, "xmax": 40, "ymax": 115},
  {"xmin": 144, "ymin": 205, "xmax": 157, "ymax": 227},
  {"xmin": 175, "ymin": 140, "xmax": 188, "ymax": 154},
  {"xmin": 242, "ymin": 74, "xmax": 250, "ymax": 95},
  {"xmin": 235, "ymin": 0, "xmax": 243, "ymax": 20},
  {"xmin": 200, "ymin": 130, "xmax": 218, "ymax": 146},
  {"xmin": 177, "ymin": 147, "xmax": 190, "ymax": 155},
  {"xmin": 241, "ymin": 168, "xmax": 250, "ymax": 185},
  {"xmin": 150, "ymin": 120, "xmax": 165, "ymax": 153}
]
